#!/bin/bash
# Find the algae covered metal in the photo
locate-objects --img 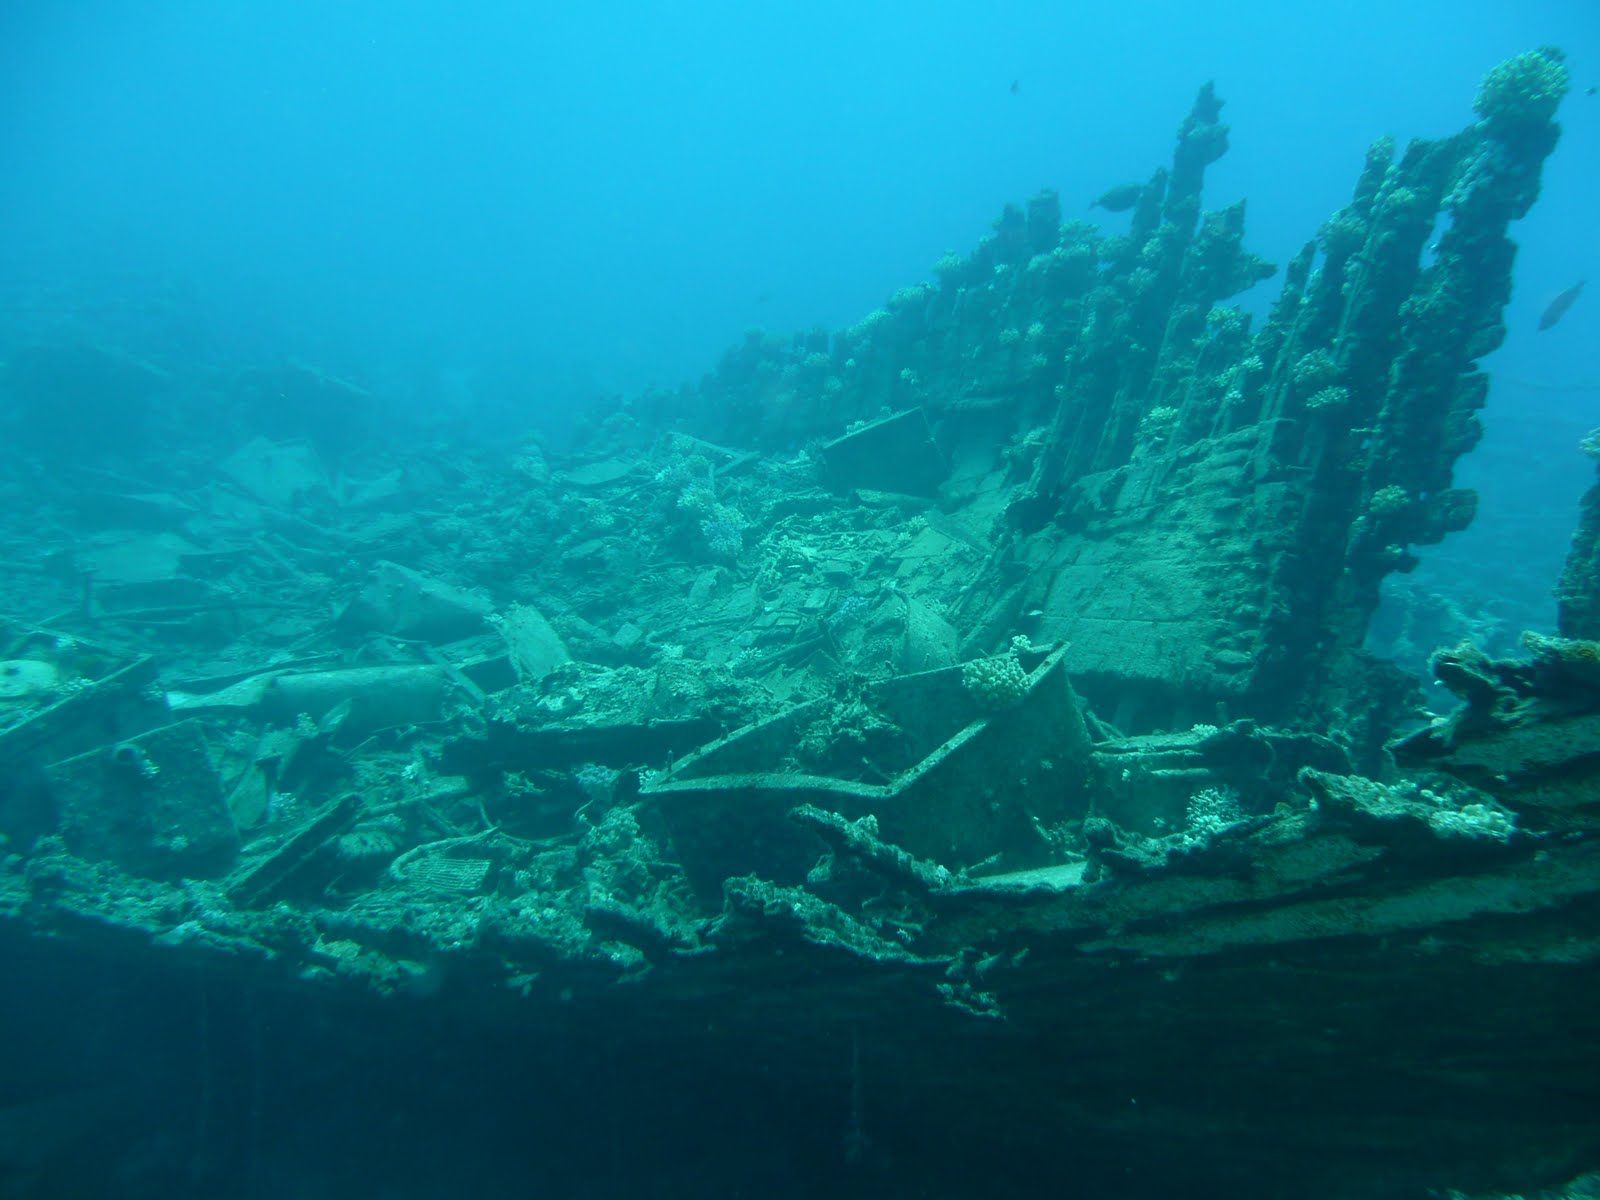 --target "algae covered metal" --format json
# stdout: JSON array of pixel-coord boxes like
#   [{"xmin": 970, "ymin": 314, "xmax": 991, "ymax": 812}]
[{"xmin": 644, "ymin": 643, "xmax": 1092, "ymax": 896}]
